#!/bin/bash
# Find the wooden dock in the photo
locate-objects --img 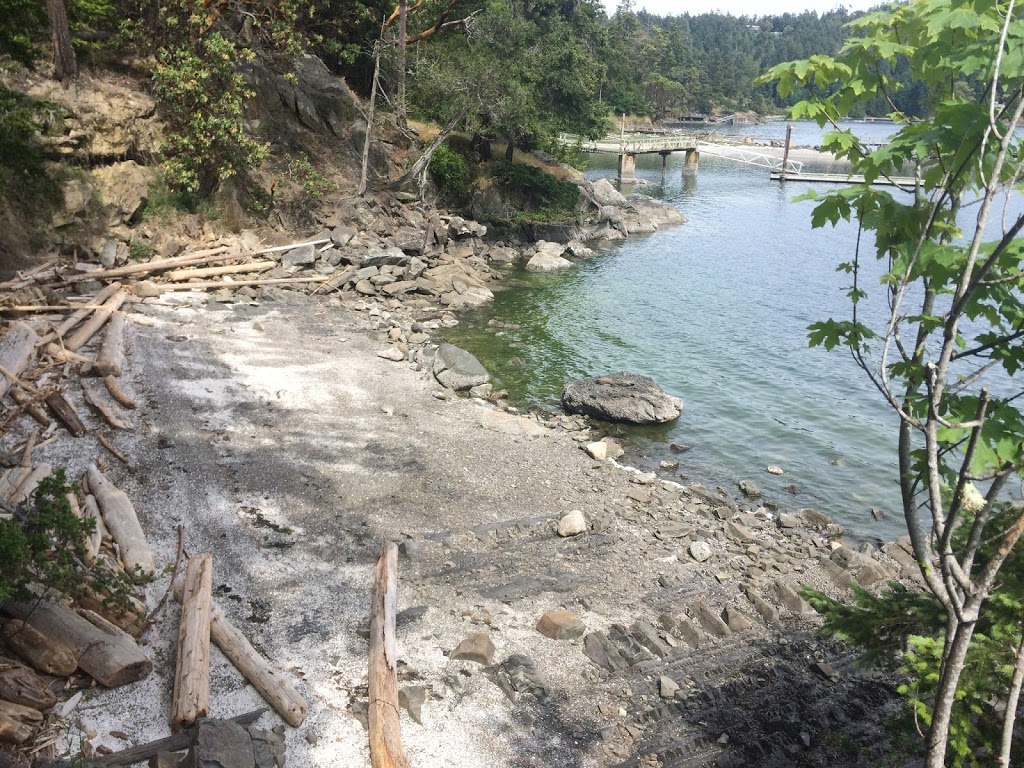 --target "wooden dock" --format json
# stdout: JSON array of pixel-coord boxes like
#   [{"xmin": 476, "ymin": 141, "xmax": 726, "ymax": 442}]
[{"xmin": 771, "ymin": 171, "xmax": 917, "ymax": 187}]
